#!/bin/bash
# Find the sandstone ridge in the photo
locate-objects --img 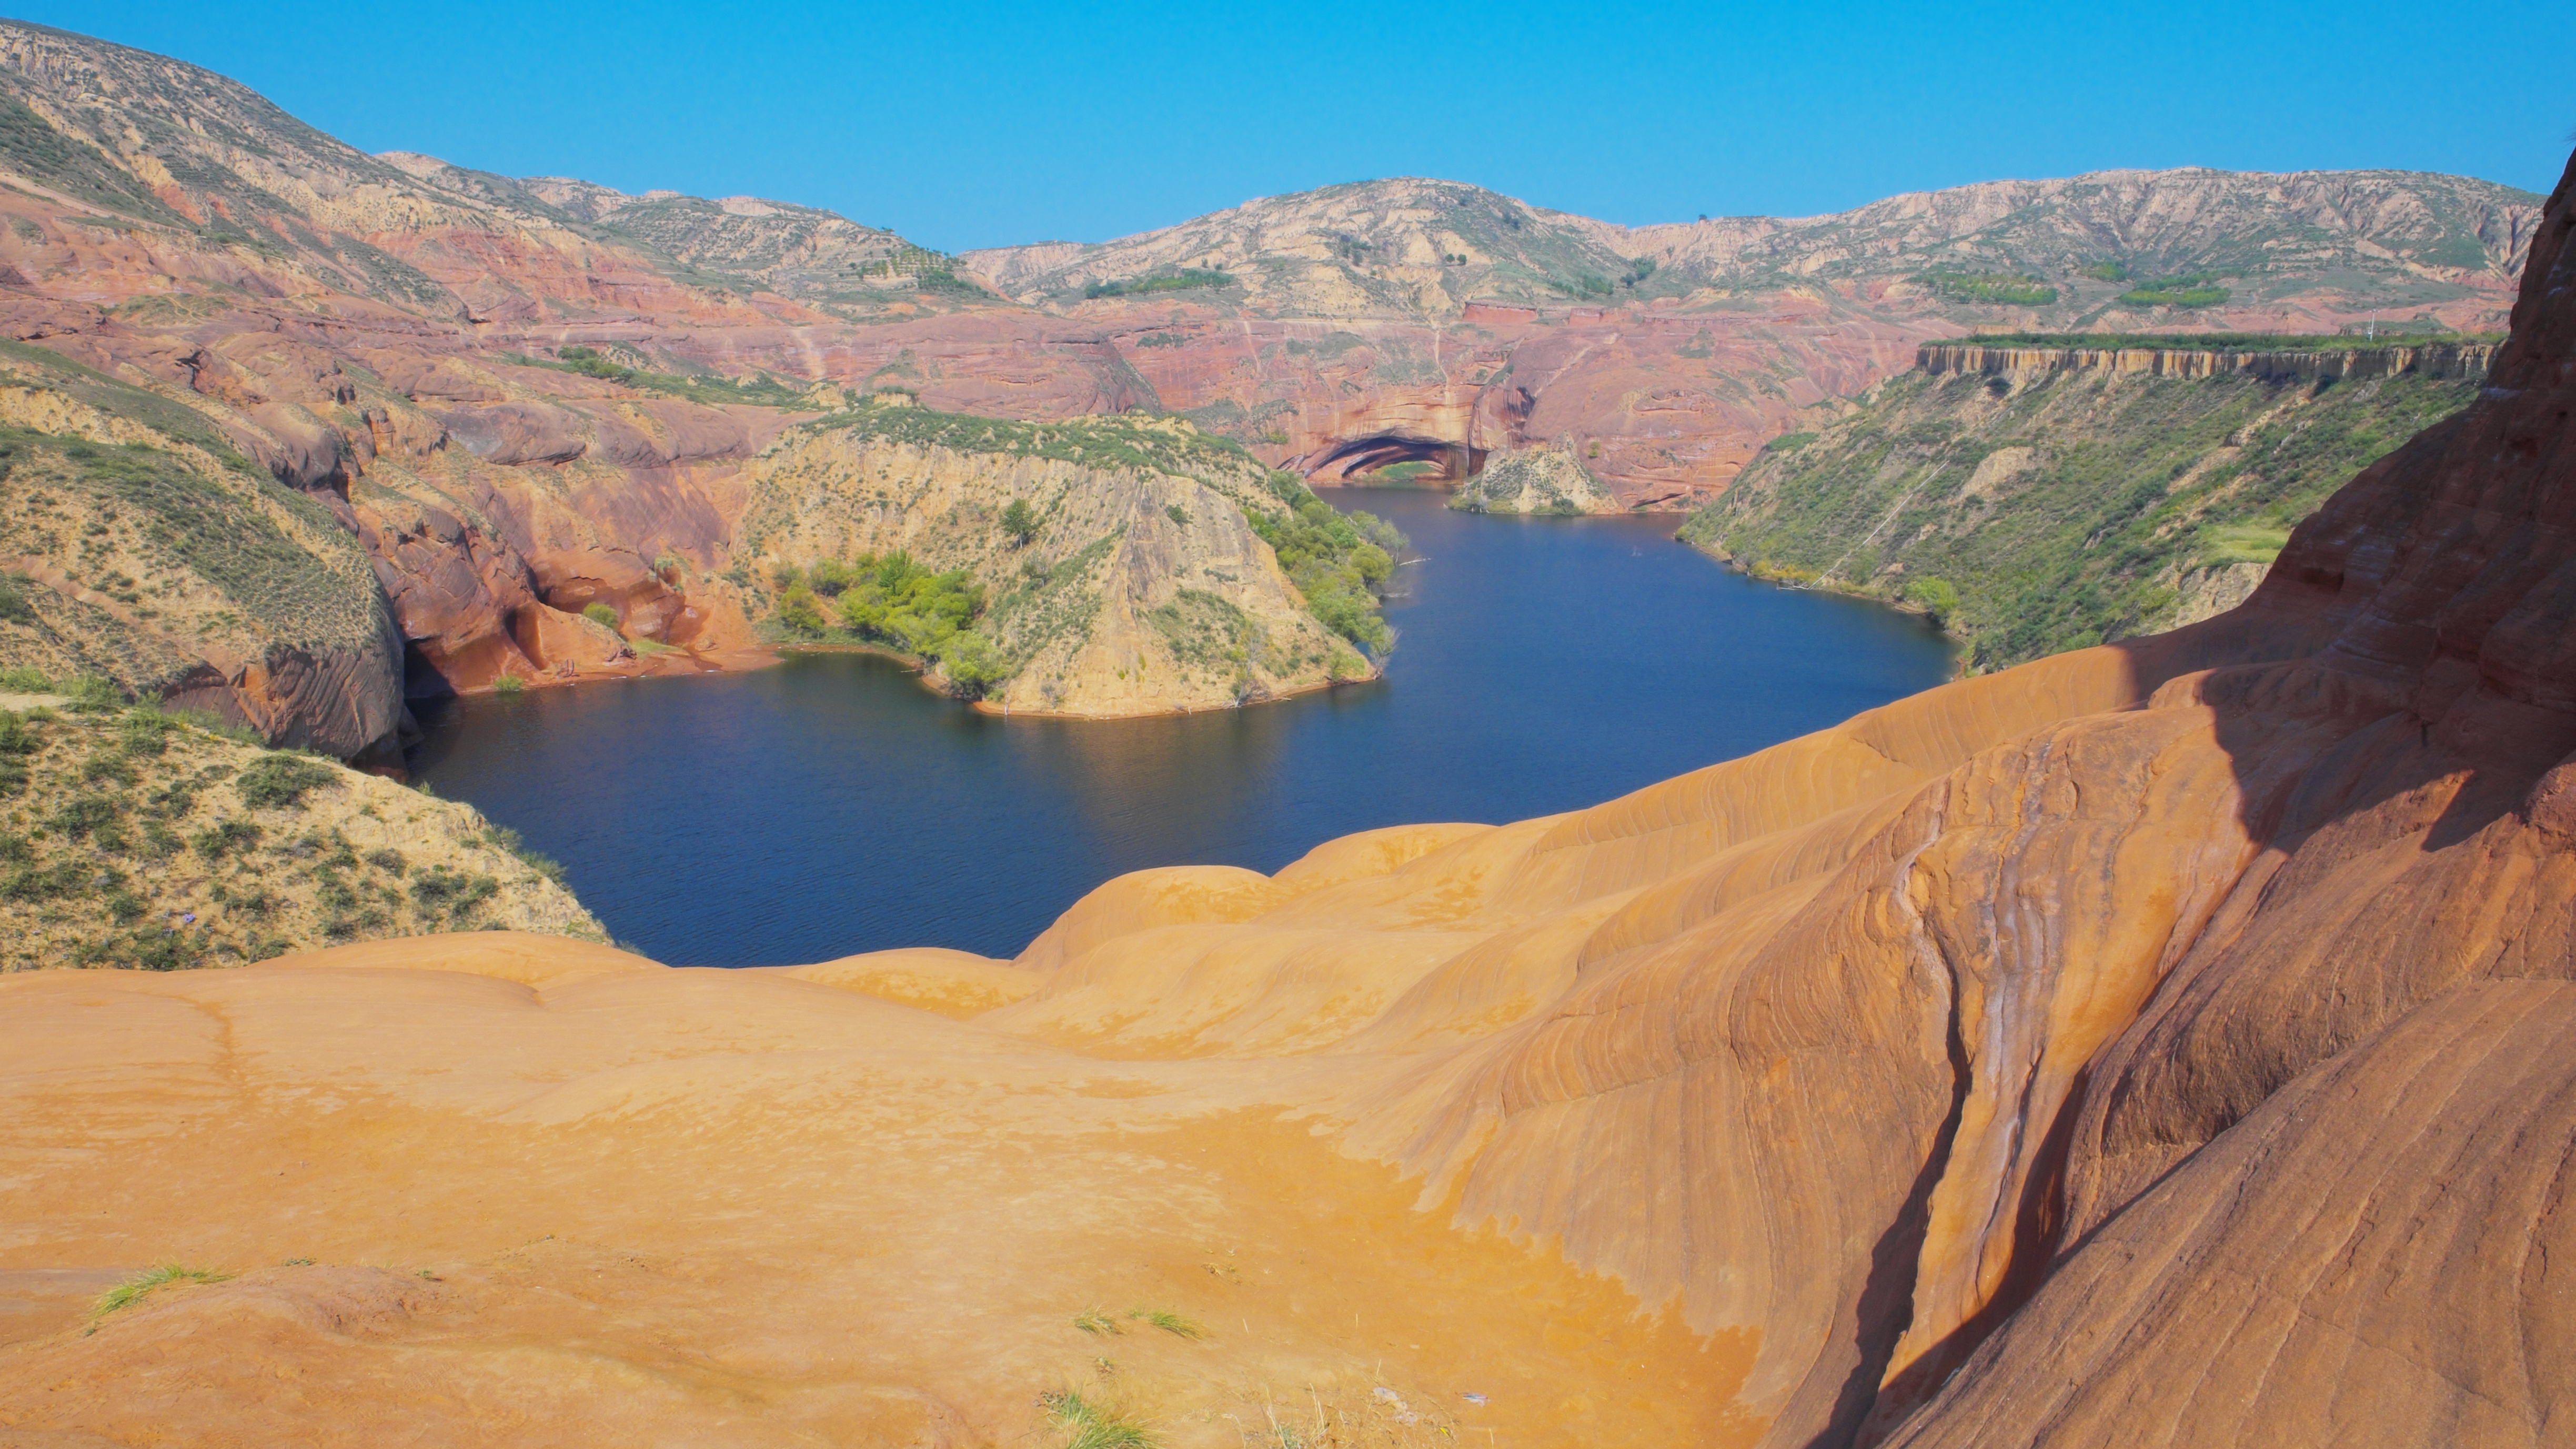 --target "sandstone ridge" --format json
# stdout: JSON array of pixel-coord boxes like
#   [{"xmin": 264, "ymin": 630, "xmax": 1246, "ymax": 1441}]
[{"xmin": 1919, "ymin": 338, "xmax": 2497, "ymax": 383}]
